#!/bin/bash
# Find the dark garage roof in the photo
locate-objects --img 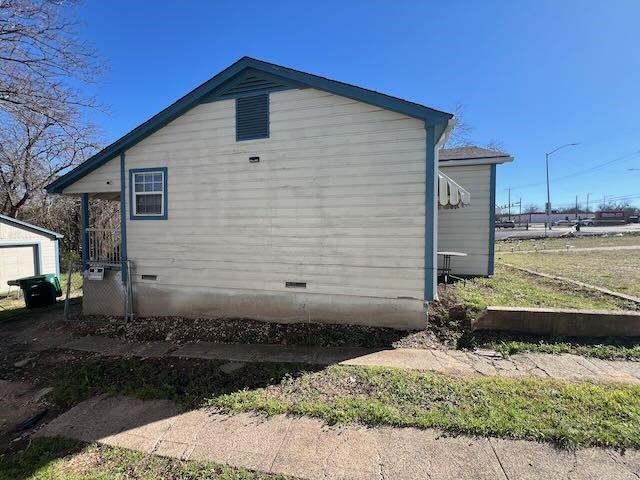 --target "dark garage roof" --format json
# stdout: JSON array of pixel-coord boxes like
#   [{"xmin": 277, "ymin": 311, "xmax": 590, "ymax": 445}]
[
  {"xmin": 0, "ymin": 214, "xmax": 63, "ymax": 239},
  {"xmin": 440, "ymin": 146, "xmax": 512, "ymax": 161}
]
